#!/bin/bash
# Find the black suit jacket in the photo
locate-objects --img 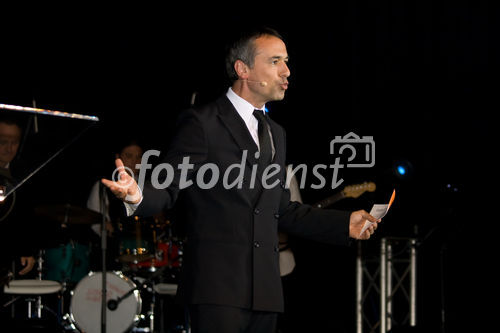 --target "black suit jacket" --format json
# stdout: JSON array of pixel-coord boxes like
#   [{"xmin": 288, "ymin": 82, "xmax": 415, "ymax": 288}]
[{"xmin": 136, "ymin": 95, "xmax": 351, "ymax": 312}]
